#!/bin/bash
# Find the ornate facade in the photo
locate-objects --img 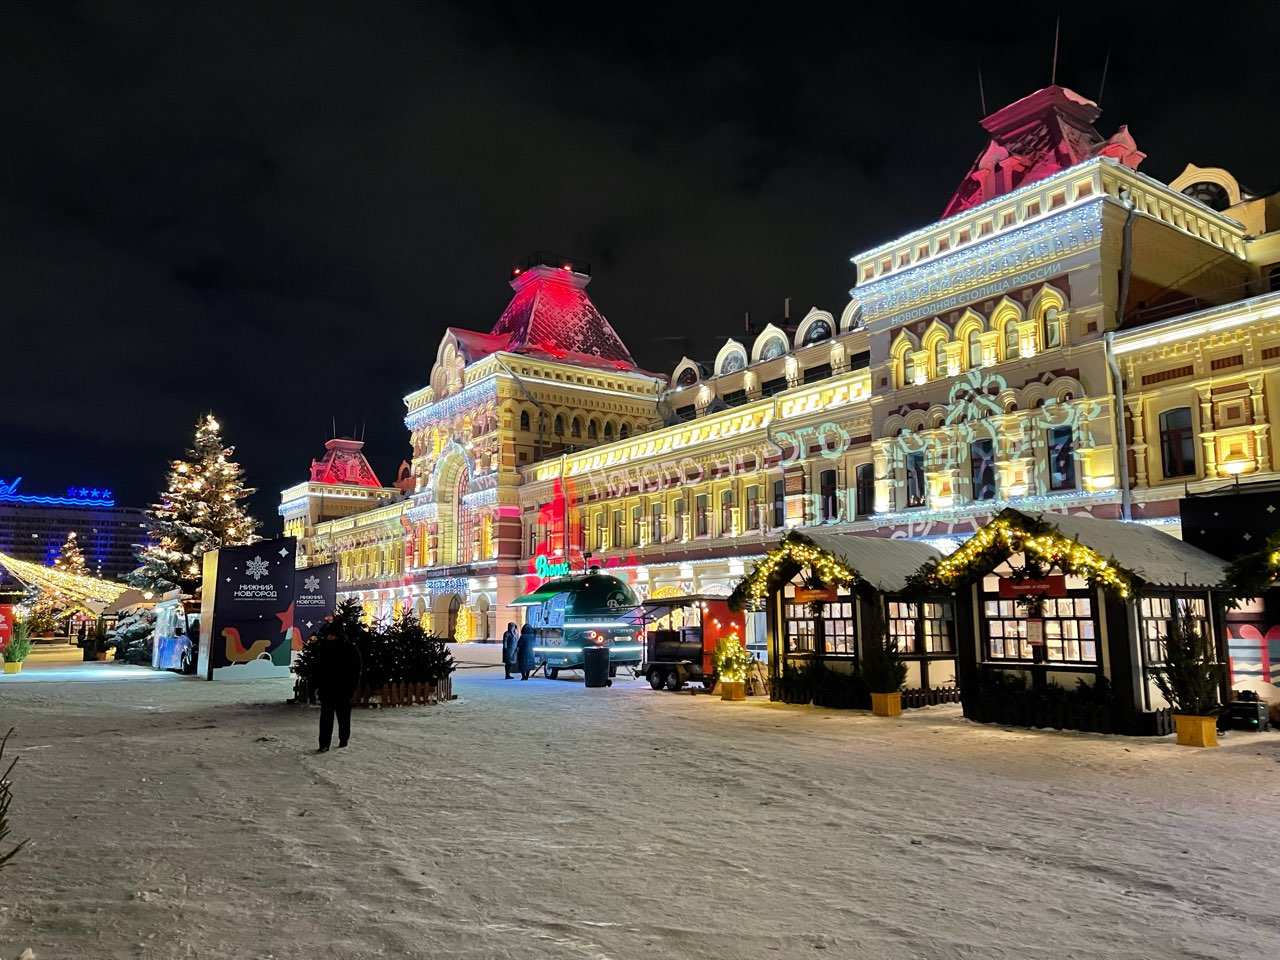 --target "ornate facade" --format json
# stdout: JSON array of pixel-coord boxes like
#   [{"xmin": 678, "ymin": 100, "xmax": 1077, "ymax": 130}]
[{"xmin": 283, "ymin": 86, "xmax": 1280, "ymax": 643}]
